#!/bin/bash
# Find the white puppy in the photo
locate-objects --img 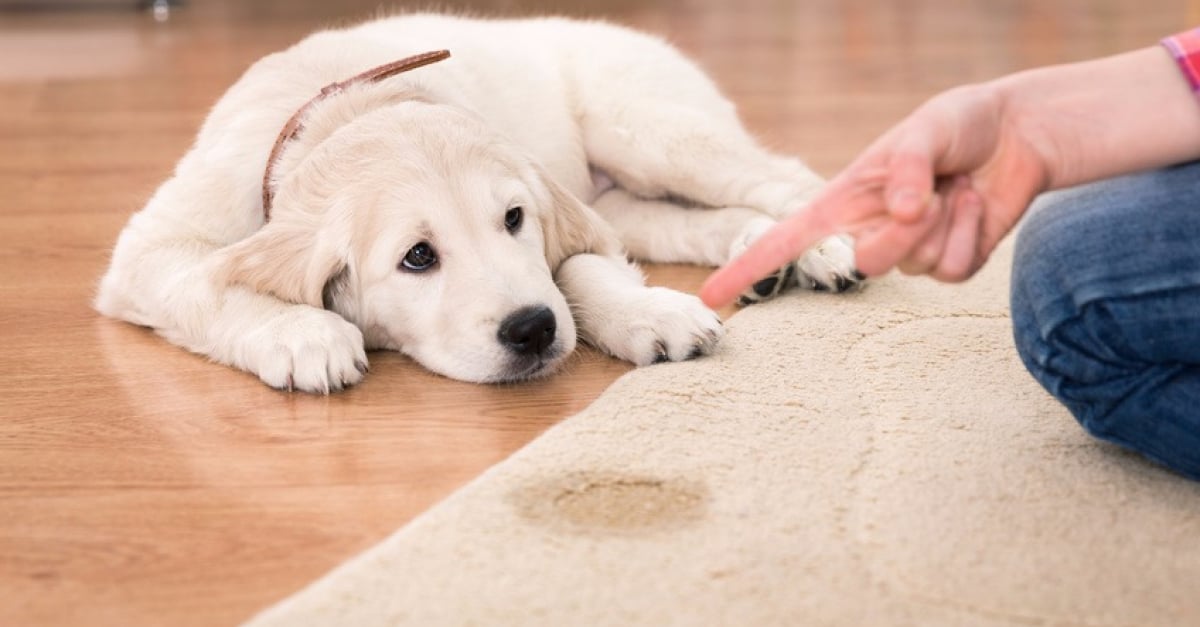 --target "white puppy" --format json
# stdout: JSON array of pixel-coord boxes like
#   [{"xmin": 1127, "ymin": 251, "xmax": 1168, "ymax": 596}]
[{"xmin": 95, "ymin": 14, "xmax": 859, "ymax": 392}]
